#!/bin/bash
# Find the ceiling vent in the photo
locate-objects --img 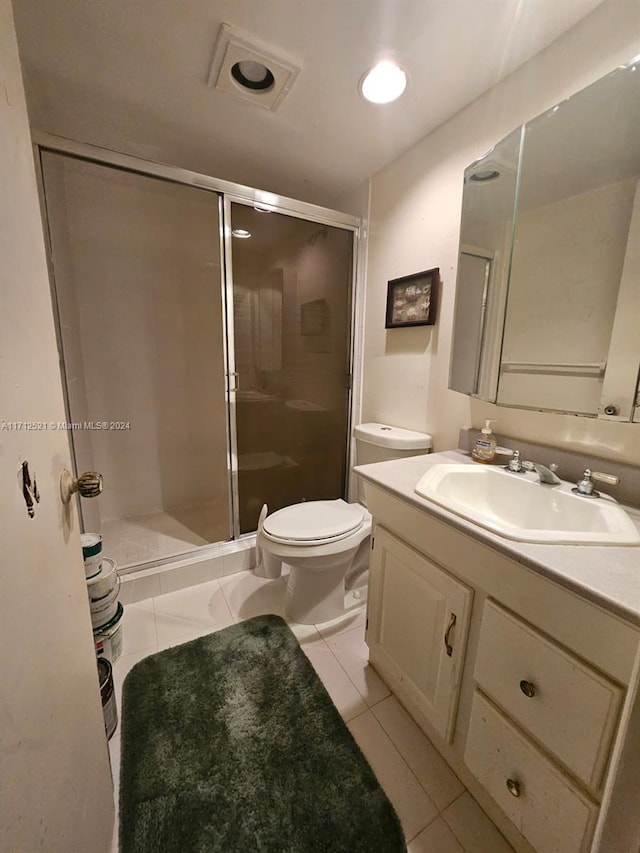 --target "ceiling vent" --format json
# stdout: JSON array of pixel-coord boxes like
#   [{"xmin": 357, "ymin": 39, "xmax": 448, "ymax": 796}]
[{"xmin": 208, "ymin": 23, "xmax": 302, "ymax": 111}]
